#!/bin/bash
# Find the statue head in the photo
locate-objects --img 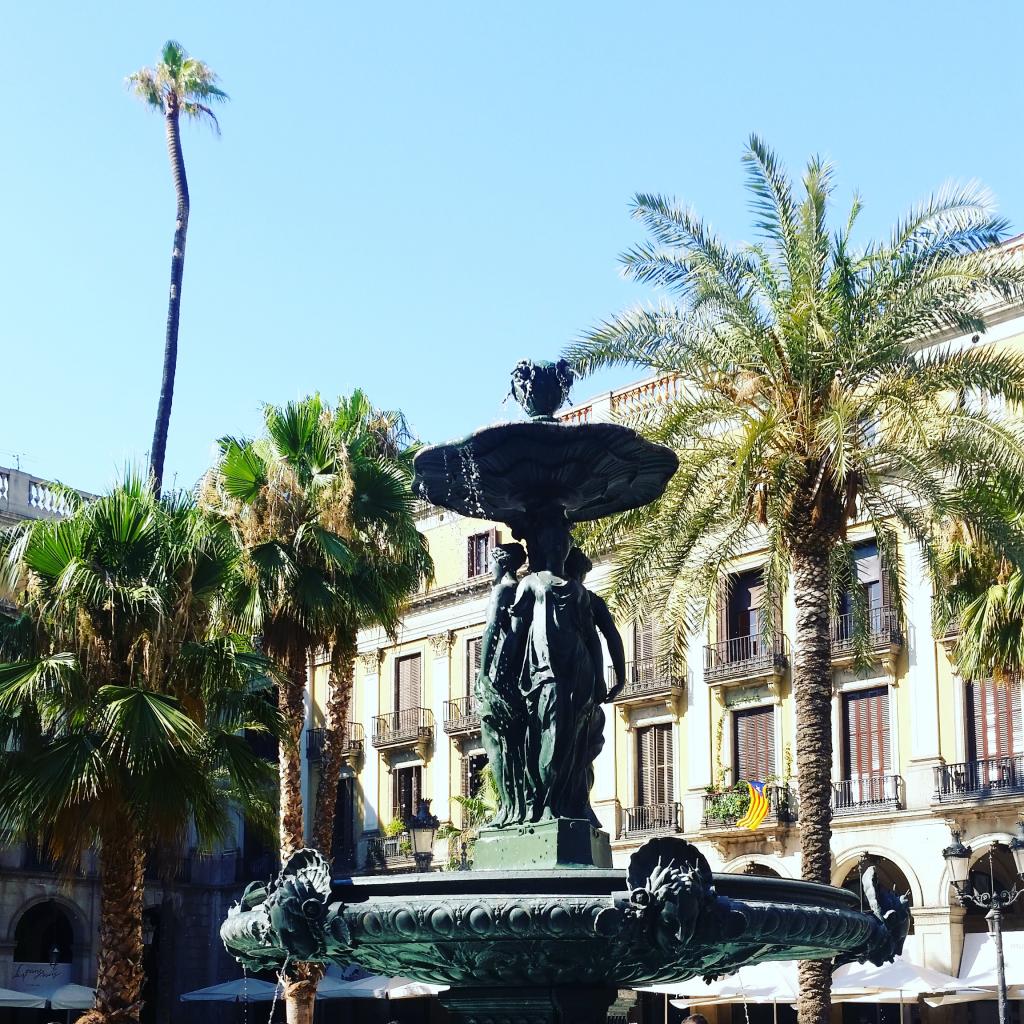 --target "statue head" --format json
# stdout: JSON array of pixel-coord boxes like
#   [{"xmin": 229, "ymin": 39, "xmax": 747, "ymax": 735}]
[
  {"xmin": 490, "ymin": 542, "xmax": 527, "ymax": 581},
  {"xmin": 564, "ymin": 546, "xmax": 593, "ymax": 583},
  {"xmin": 531, "ymin": 519, "xmax": 572, "ymax": 575}
]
